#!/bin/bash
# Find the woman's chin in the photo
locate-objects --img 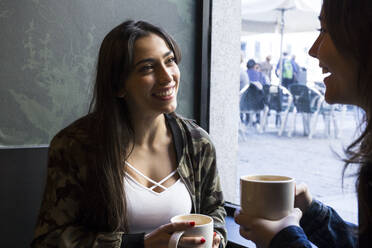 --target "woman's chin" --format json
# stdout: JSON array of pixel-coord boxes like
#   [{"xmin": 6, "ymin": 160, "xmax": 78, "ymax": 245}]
[
  {"xmin": 324, "ymin": 94, "xmax": 336, "ymax": 104},
  {"xmin": 324, "ymin": 92, "xmax": 352, "ymax": 106},
  {"xmin": 162, "ymin": 103, "xmax": 177, "ymax": 114}
]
